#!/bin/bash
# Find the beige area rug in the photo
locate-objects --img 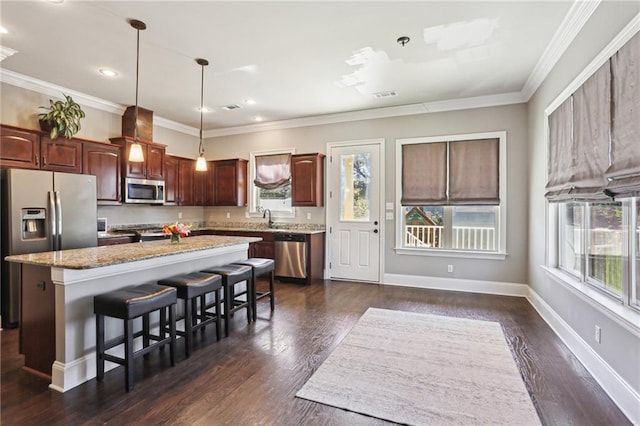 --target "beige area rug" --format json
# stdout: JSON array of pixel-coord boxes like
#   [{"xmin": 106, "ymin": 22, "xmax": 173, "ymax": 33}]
[{"xmin": 296, "ymin": 308, "xmax": 541, "ymax": 425}]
